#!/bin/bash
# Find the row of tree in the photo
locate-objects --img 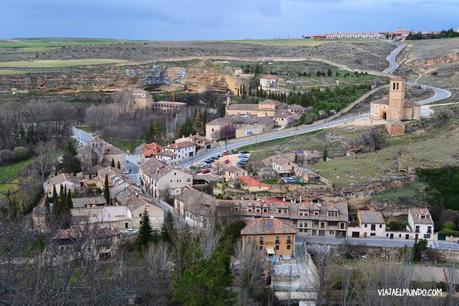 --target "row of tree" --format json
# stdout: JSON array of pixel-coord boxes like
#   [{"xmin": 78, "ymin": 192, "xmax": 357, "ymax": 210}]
[{"xmin": 406, "ymin": 28, "xmax": 459, "ymax": 40}]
